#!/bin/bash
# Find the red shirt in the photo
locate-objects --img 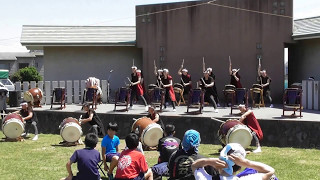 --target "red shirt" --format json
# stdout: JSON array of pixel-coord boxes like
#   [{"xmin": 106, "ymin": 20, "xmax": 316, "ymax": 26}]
[
  {"xmin": 115, "ymin": 149, "xmax": 148, "ymax": 179},
  {"xmin": 244, "ymin": 112, "xmax": 263, "ymax": 141}
]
